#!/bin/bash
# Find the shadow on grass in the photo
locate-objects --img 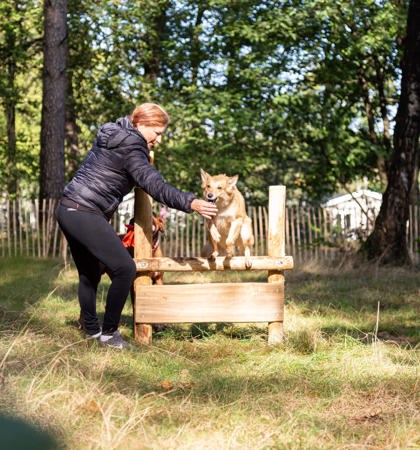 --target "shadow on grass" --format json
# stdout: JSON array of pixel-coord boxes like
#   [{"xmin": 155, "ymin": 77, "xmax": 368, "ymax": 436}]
[
  {"xmin": 286, "ymin": 266, "xmax": 420, "ymax": 344},
  {"xmin": 81, "ymin": 337, "xmax": 345, "ymax": 403},
  {"xmin": 94, "ymin": 342, "xmax": 417, "ymax": 408},
  {"xmin": 3, "ymin": 257, "xmax": 418, "ymax": 347},
  {"xmin": 0, "ymin": 257, "xmax": 63, "ymax": 314}
]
